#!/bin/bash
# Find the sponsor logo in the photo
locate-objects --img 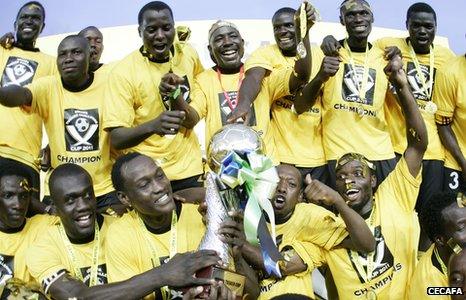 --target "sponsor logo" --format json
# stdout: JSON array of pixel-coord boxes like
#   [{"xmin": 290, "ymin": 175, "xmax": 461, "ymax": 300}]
[
  {"xmin": 427, "ymin": 287, "xmax": 464, "ymax": 296},
  {"xmin": 1, "ymin": 56, "xmax": 38, "ymax": 87}
]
